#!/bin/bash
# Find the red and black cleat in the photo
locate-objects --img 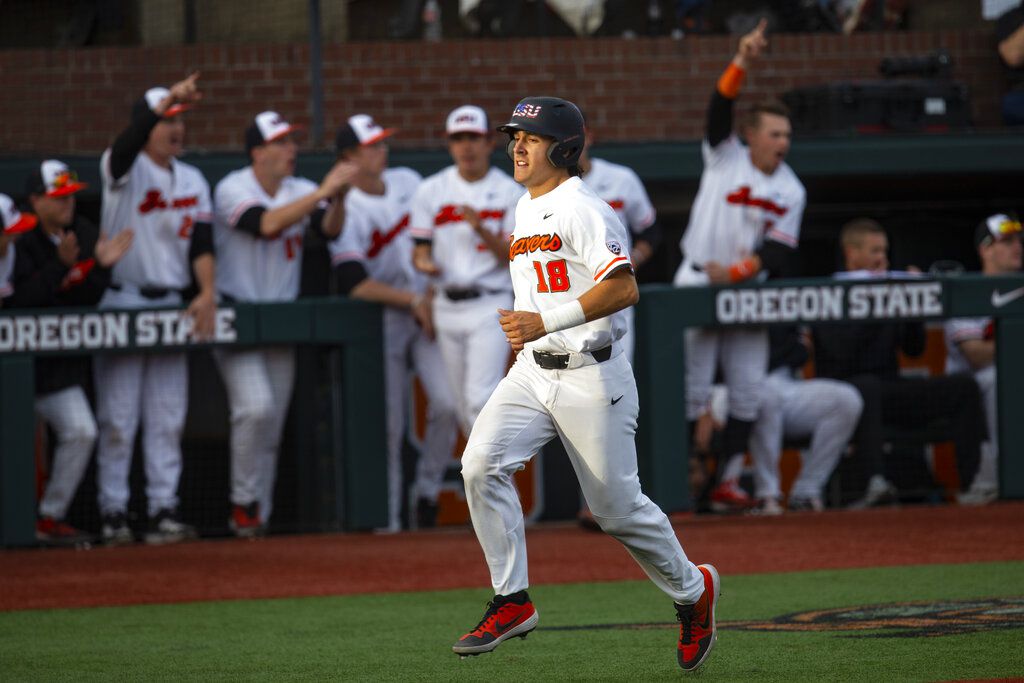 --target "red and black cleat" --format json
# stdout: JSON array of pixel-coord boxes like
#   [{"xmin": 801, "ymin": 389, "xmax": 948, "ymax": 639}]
[
  {"xmin": 452, "ymin": 590, "xmax": 539, "ymax": 657},
  {"xmin": 677, "ymin": 564, "xmax": 721, "ymax": 673}
]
